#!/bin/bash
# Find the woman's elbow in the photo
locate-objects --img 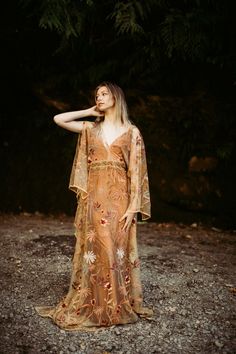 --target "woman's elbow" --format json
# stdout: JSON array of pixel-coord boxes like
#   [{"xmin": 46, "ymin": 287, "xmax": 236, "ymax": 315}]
[{"xmin": 53, "ymin": 115, "xmax": 60, "ymax": 124}]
